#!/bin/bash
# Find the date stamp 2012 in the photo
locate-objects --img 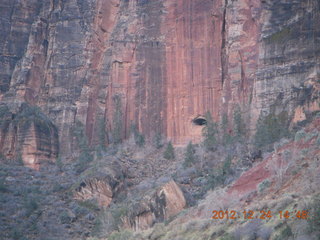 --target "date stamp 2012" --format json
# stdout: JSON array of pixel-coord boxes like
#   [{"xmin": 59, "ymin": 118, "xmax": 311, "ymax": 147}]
[{"xmin": 211, "ymin": 210, "xmax": 309, "ymax": 220}]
